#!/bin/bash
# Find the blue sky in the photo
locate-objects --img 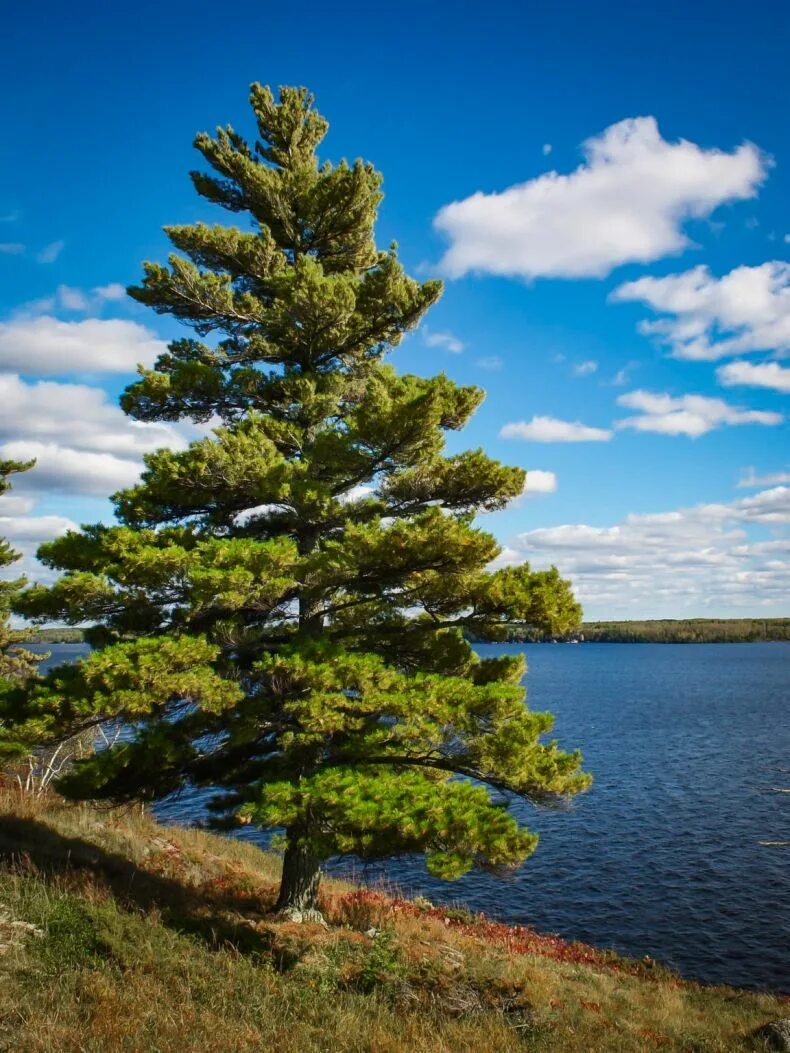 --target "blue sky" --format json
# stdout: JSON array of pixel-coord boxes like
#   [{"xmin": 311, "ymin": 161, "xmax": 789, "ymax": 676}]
[{"xmin": 0, "ymin": 0, "xmax": 787, "ymax": 618}]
